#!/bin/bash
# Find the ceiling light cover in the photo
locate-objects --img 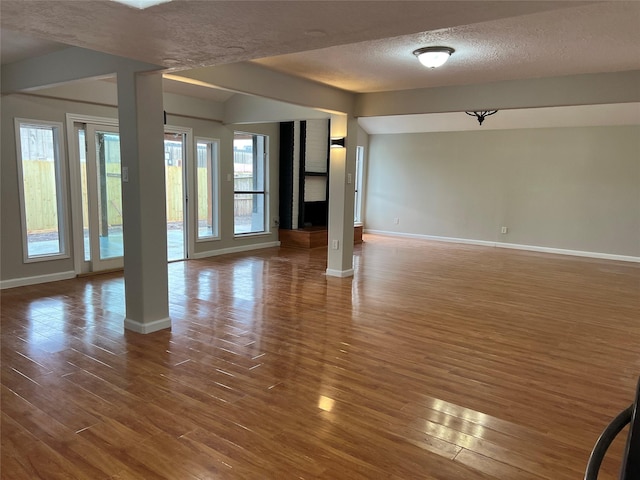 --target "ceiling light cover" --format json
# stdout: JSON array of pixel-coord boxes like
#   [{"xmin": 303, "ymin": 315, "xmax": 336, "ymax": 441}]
[
  {"xmin": 413, "ymin": 46, "xmax": 455, "ymax": 68},
  {"xmin": 111, "ymin": 0, "xmax": 171, "ymax": 9}
]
